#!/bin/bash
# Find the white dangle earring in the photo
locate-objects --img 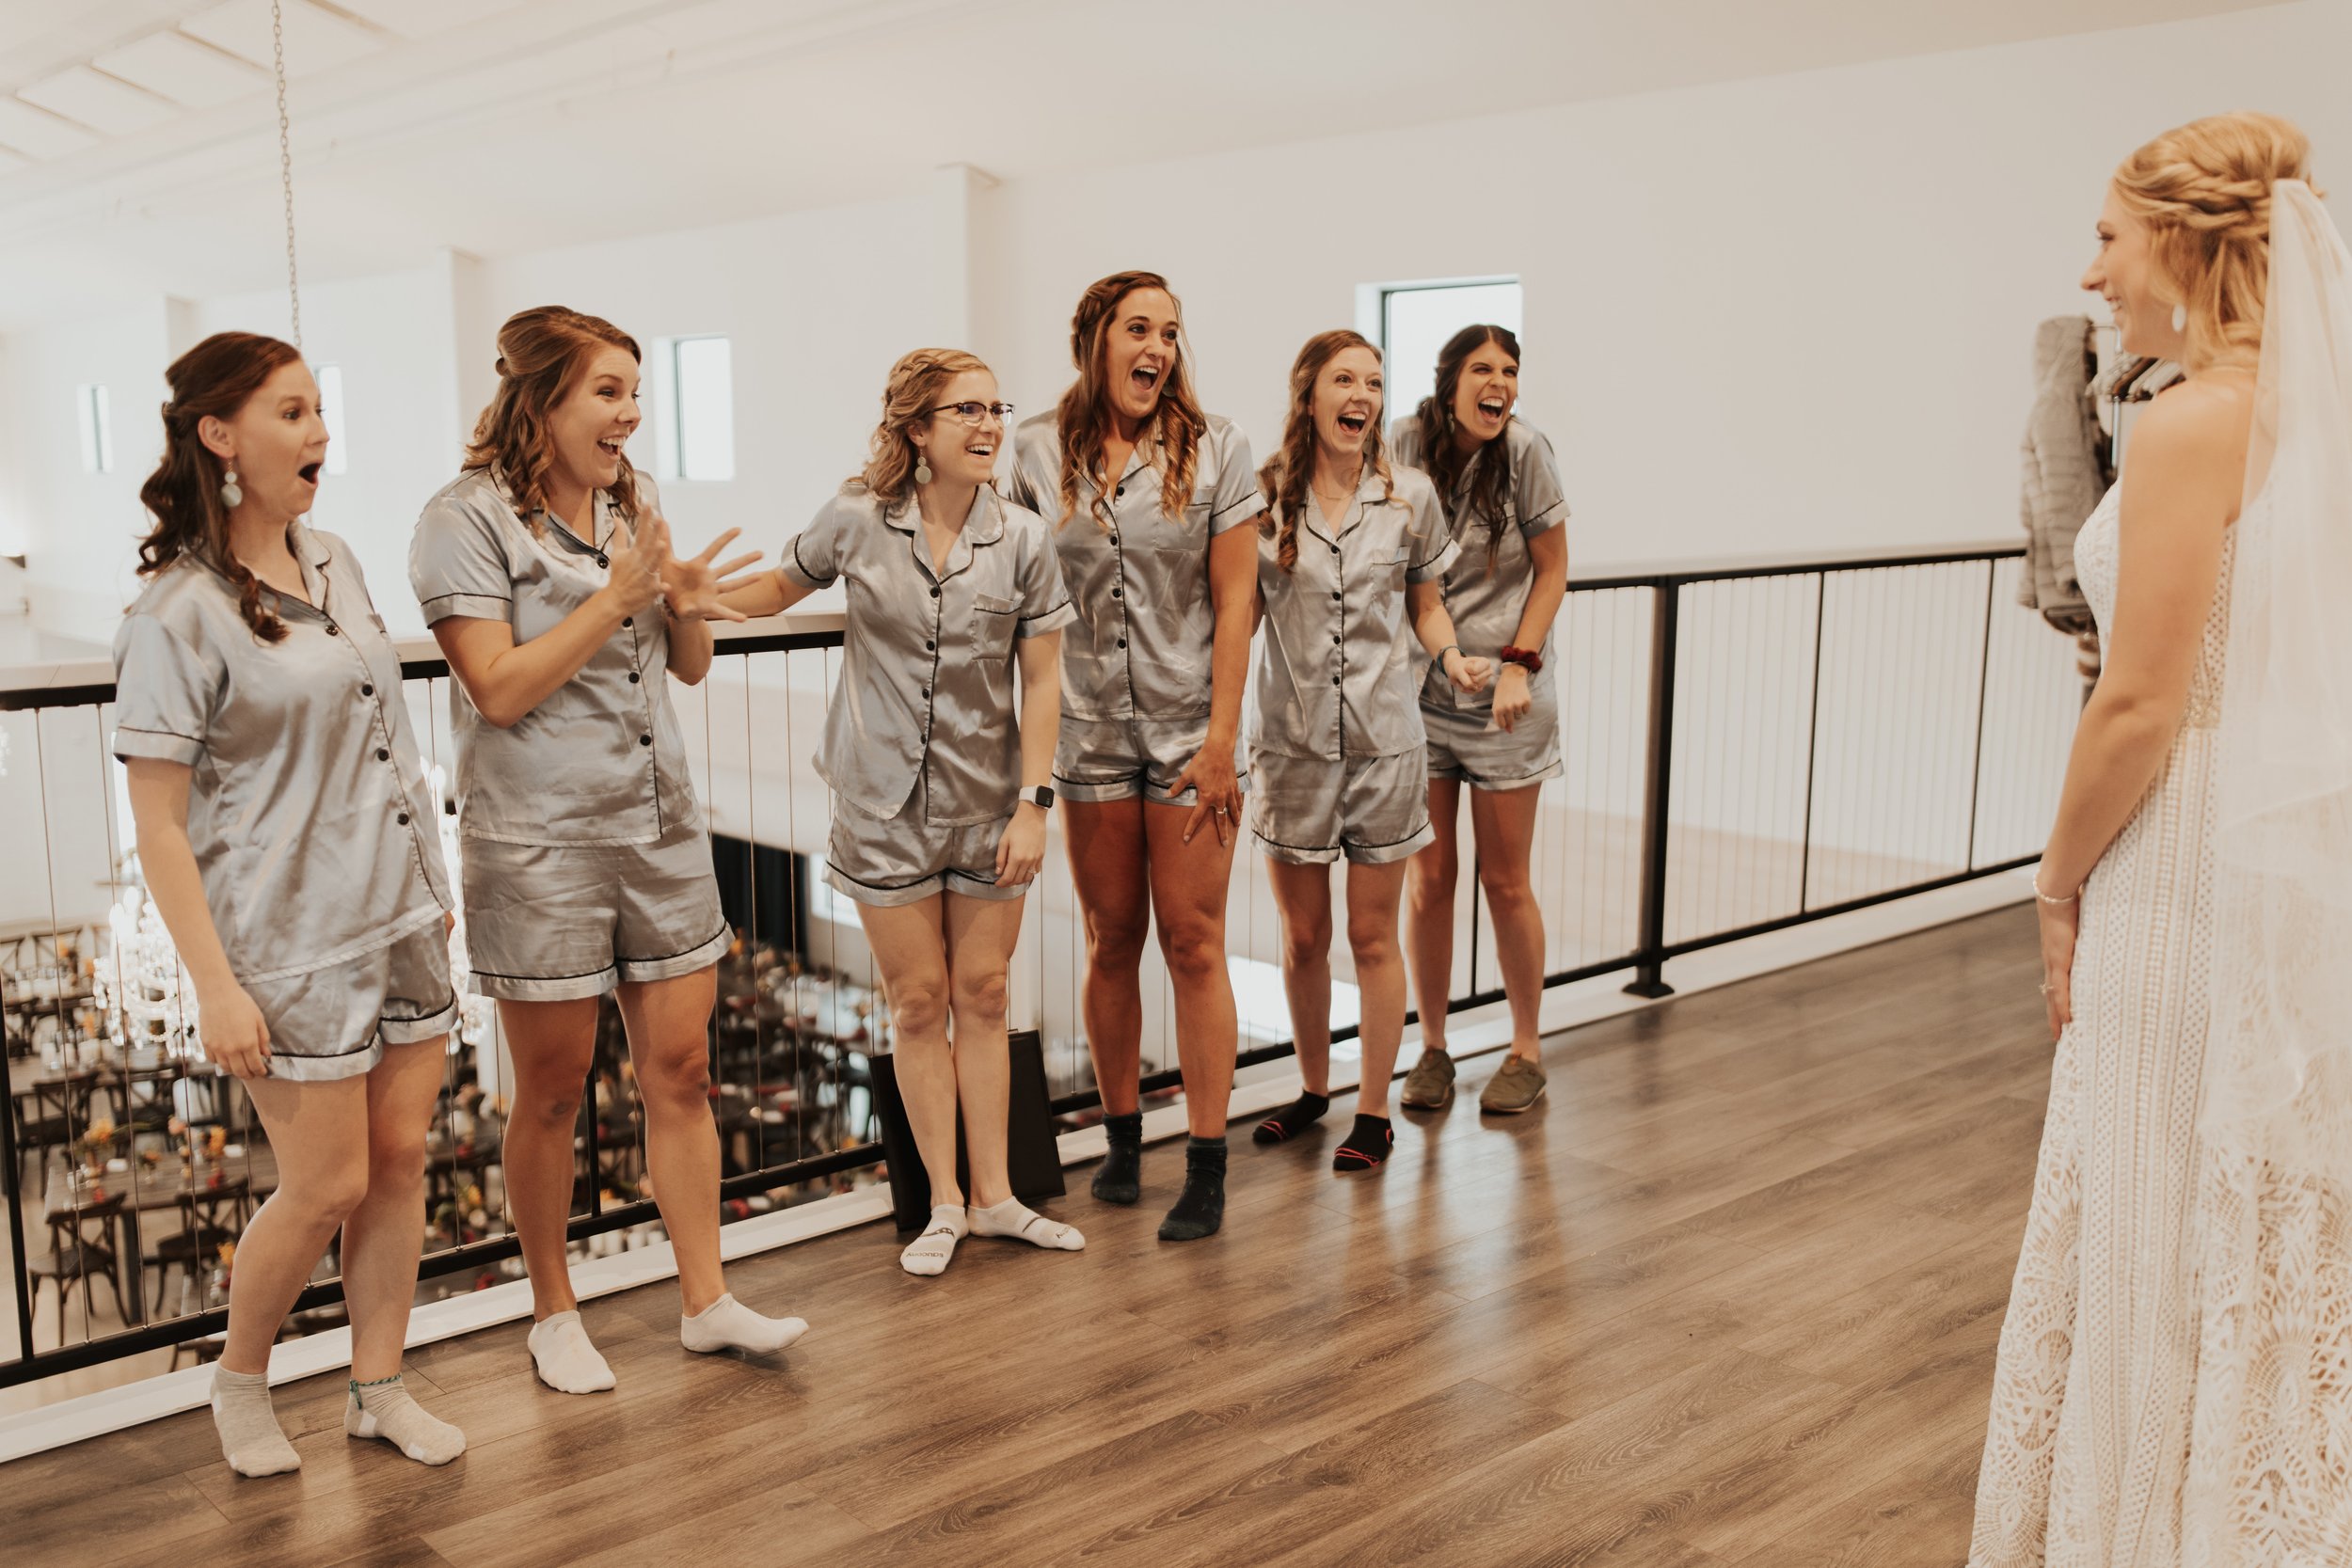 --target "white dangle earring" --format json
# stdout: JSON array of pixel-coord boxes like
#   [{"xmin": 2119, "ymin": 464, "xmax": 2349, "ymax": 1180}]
[
  {"xmin": 913, "ymin": 447, "xmax": 933, "ymax": 485},
  {"xmin": 2171, "ymin": 302, "xmax": 2188, "ymax": 333},
  {"xmin": 218, "ymin": 465, "xmax": 243, "ymax": 510}
]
